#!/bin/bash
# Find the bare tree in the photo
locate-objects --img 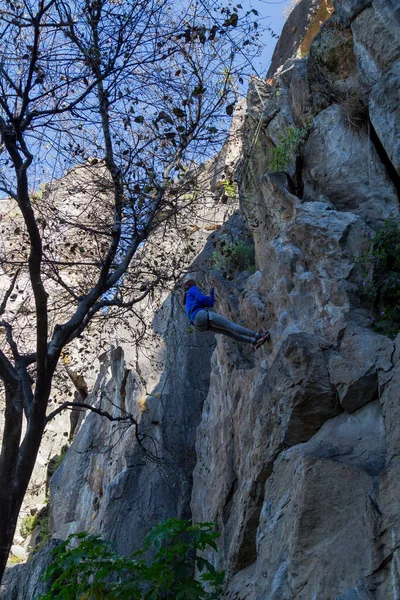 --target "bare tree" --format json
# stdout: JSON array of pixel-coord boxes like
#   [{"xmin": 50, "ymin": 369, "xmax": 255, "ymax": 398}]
[{"xmin": 0, "ymin": 0, "xmax": 262, "ymax": 578}]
